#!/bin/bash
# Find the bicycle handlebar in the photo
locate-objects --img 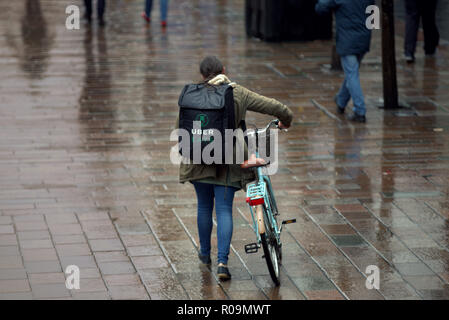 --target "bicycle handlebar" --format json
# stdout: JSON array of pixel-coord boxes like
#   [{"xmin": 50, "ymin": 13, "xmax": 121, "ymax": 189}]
[
  {"xmin": 246, "ymin": 119, "xmax": 288, "ymax": 138},
  {"xmin": 259, "ymin": 119, "xmax": 288, "ymax": 134}
]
